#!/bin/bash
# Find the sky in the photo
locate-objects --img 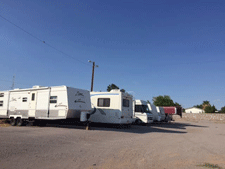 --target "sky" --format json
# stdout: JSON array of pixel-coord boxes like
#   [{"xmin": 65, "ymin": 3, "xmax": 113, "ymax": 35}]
[{"xmin": 0, "ymin": 0, "xmax": 225, "ymax": 109}]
